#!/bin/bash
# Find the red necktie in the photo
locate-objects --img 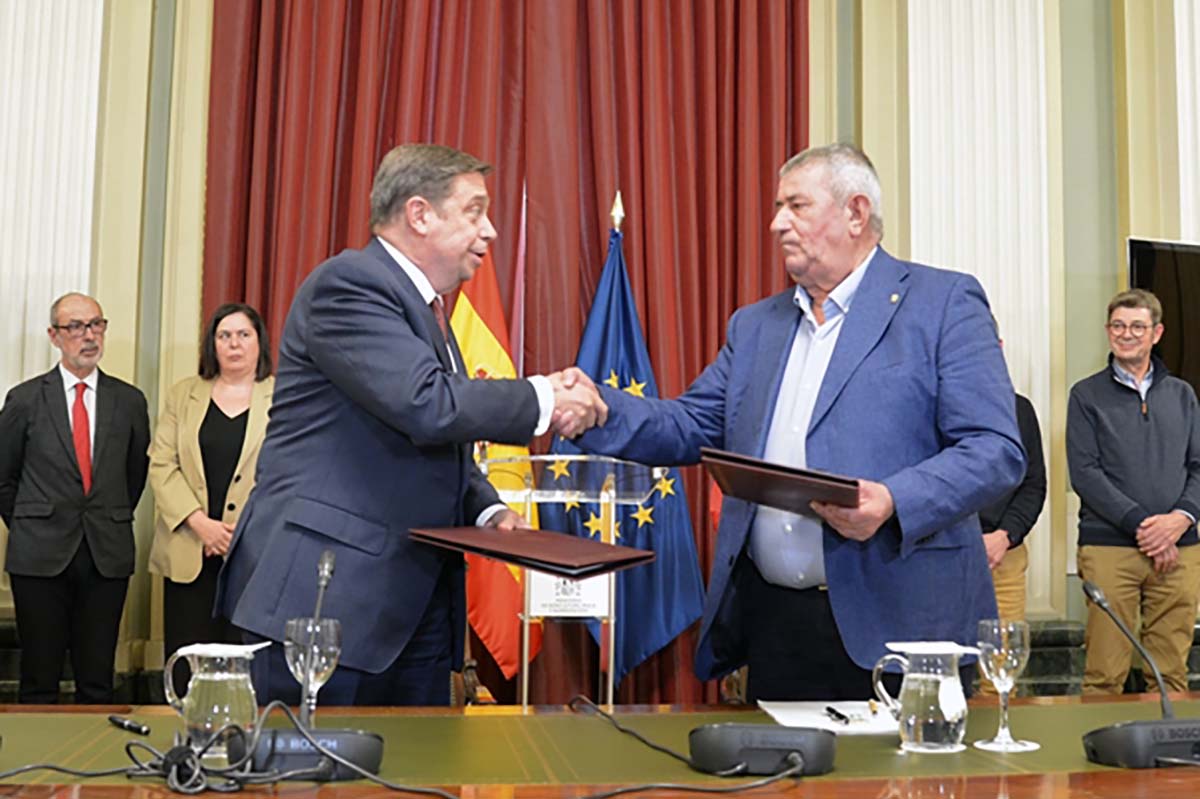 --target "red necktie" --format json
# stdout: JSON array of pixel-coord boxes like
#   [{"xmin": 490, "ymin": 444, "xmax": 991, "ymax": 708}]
[
  {"xmin": 430, "ymin": 297, "xmax": 449, "ymax": 342},
  {"xmin": 73, "ymin": 382, "xmax": 92, "ymax": 494}
]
